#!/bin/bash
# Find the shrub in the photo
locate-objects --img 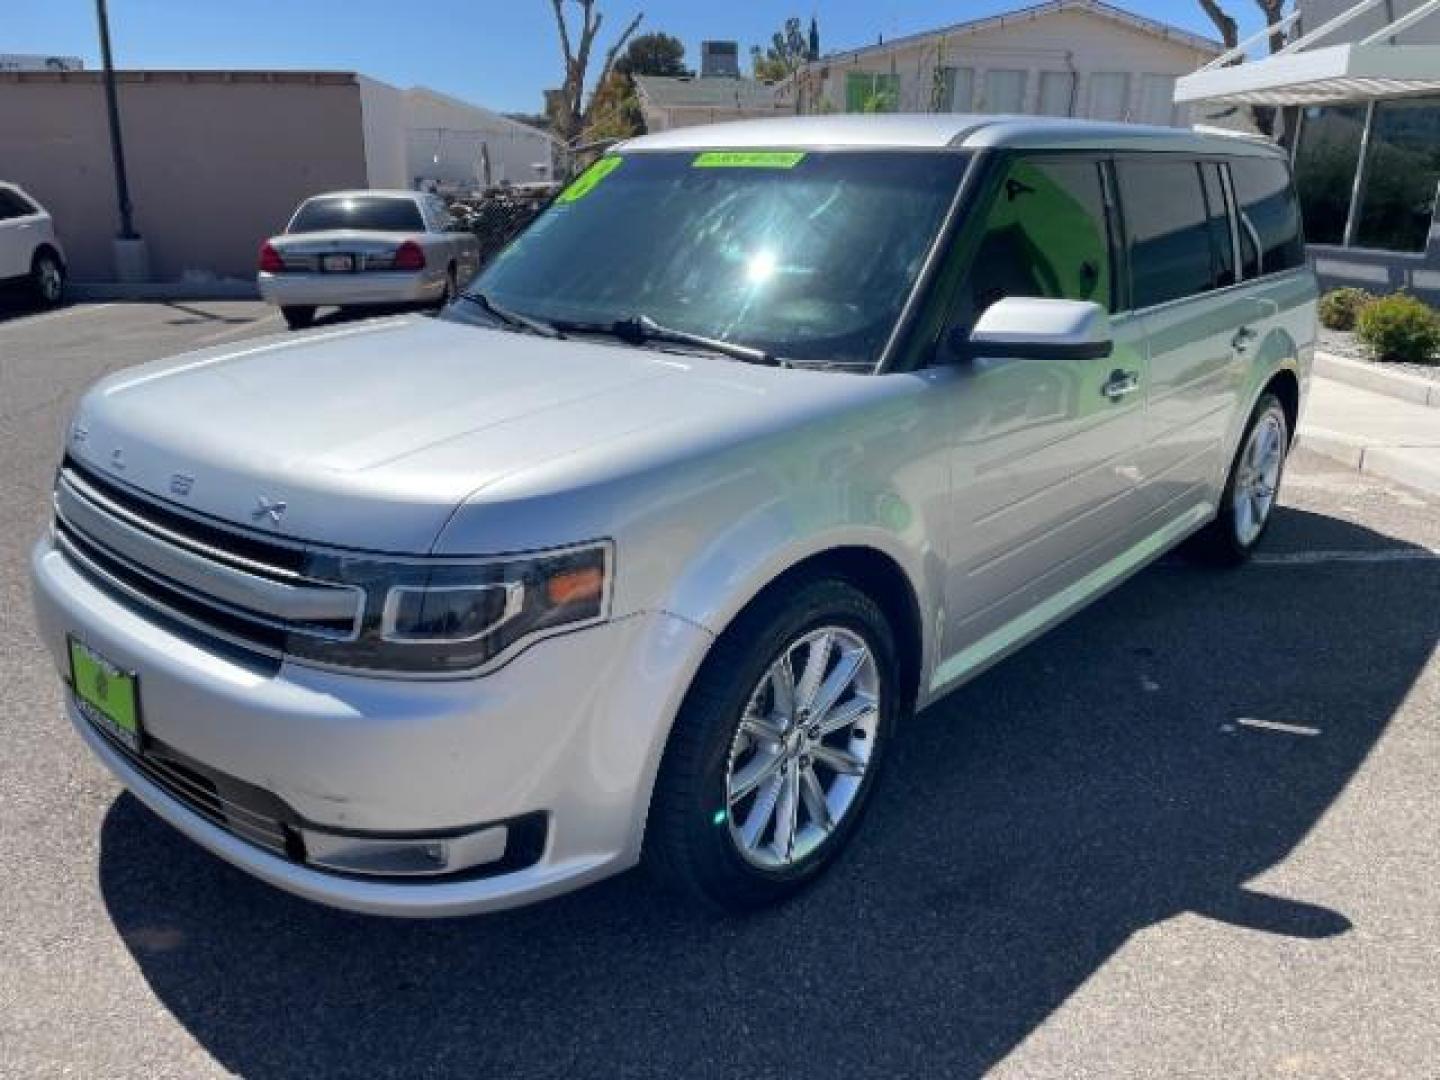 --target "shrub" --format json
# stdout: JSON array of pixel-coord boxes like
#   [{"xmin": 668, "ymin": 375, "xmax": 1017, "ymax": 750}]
[
  {"xmin": 1355, "ymin": 293, "xmax": 1440, "ymax": 364},
  {"xmin": 1318, "ymin": 287, "xmax": 1376, "ymax": 331}
]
